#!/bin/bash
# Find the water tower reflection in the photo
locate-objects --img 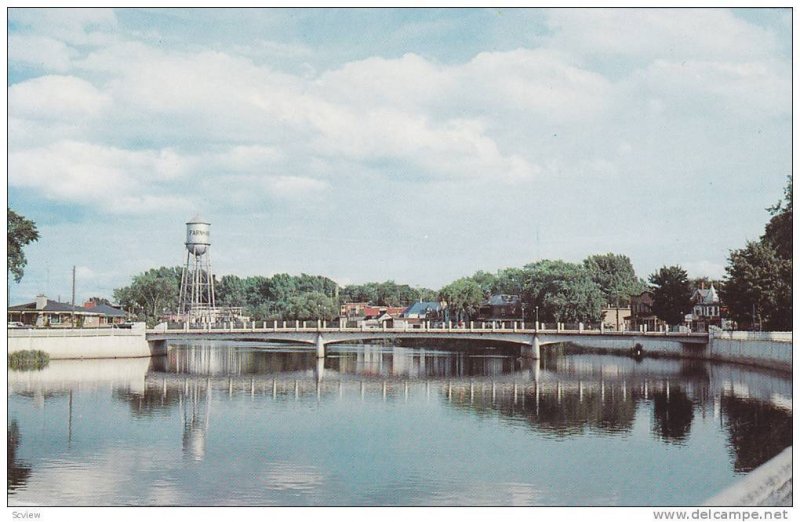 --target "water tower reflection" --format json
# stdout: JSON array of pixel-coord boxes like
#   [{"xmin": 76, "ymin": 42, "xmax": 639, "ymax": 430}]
[{"xmin": 180, "ymin": 379, "xmax": 211, "ymax": 461}]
